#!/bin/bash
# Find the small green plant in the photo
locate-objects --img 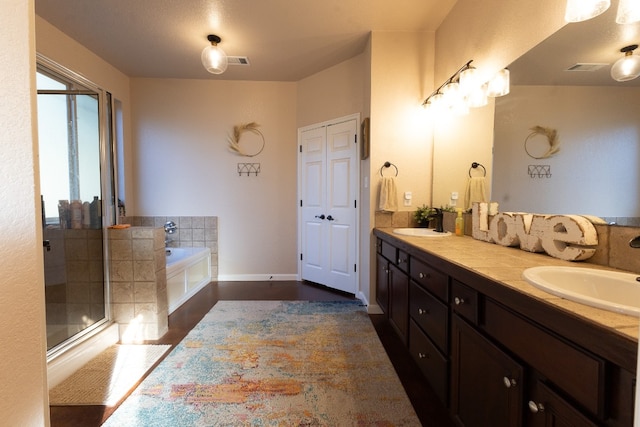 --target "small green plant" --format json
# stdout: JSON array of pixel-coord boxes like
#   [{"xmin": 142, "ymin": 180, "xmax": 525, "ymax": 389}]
[{"xmin": 414, "ymin": 205, "xmax": 436, "ymax": 226}]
